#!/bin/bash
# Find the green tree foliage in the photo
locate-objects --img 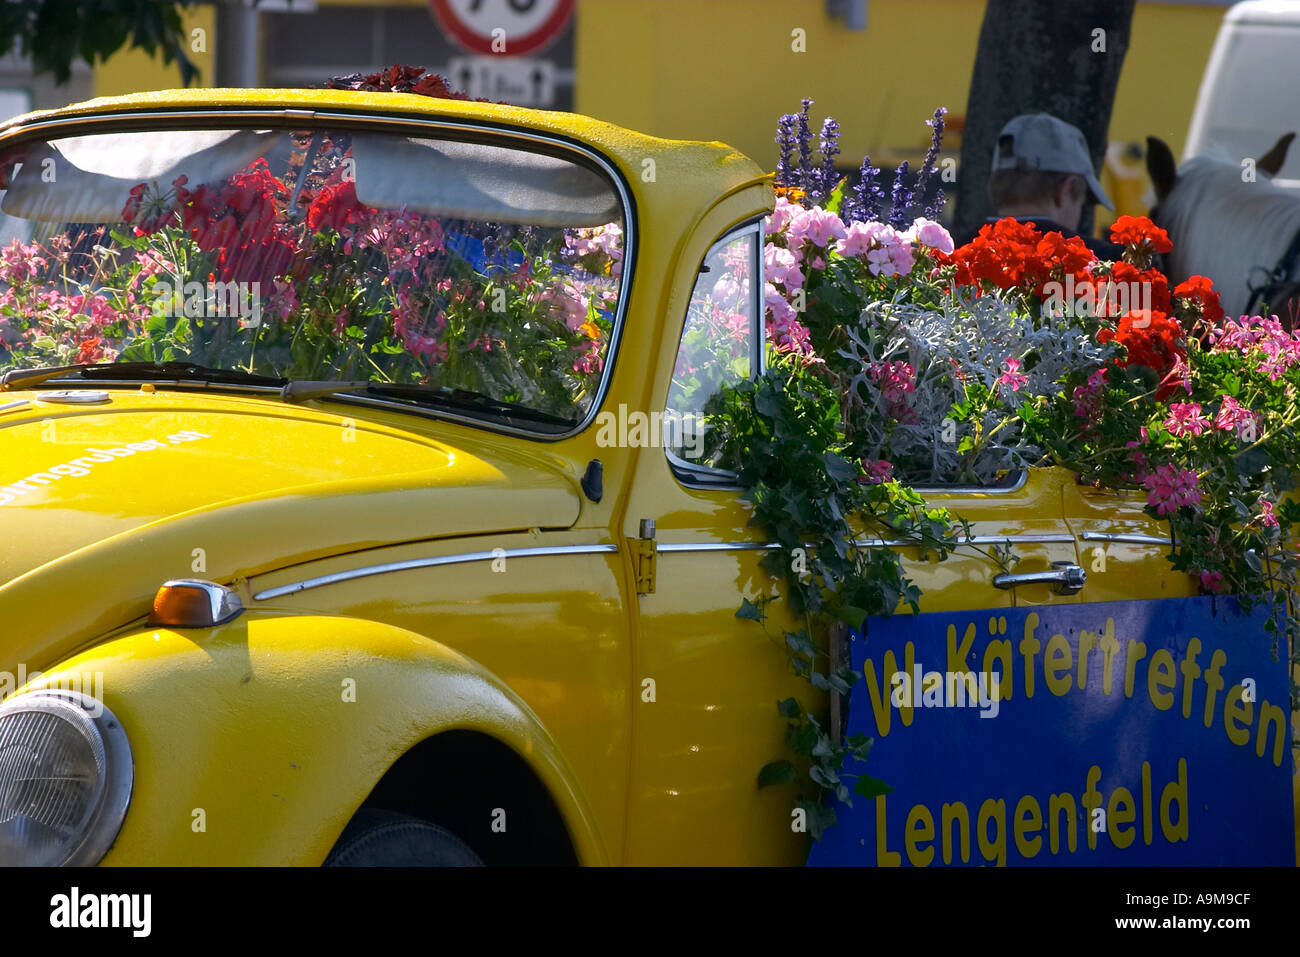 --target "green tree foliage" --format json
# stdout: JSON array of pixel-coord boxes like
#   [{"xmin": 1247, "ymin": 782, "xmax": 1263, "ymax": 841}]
[{"xmin": 0, "ymin": 0, "xmax": 202, "ymax": 86}]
